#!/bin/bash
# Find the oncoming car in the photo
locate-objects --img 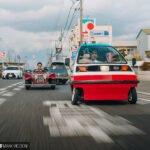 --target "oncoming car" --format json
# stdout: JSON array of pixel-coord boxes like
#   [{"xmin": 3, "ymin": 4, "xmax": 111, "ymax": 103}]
[
  {"xmin": 24, "ymin": 69, "xmax": 56, "ymax": 90},
  {"xmin": 2, "ymin": 66, "xmax": 23, "ymax": 79},
  {"xmin": 66, "ymin": 43, "xmax": 139, "ymax": 105}
]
